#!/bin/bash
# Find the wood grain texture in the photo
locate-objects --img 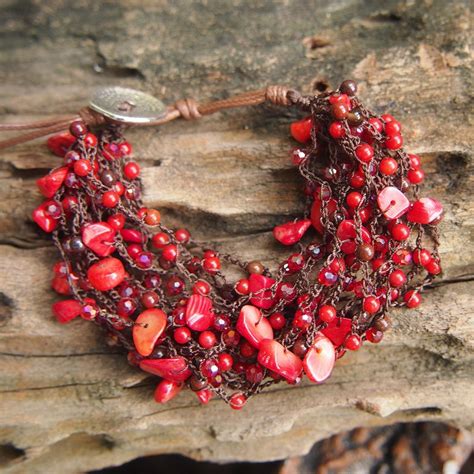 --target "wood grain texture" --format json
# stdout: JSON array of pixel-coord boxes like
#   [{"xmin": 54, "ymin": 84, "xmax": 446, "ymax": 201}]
[{"xmin": 0, "ymin": 0, "xmax": 473, "ymax": 472}]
